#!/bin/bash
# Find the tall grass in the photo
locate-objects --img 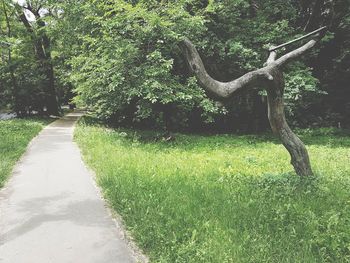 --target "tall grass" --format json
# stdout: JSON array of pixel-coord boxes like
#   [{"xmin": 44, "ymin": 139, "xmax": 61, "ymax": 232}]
[
  {"xmin": 75, "ymin": 117, "xmax": 350, "ymax": 262},
  {"xmin": 0, "ymin": 118, "xmax": 51, "ymax": 187}
]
